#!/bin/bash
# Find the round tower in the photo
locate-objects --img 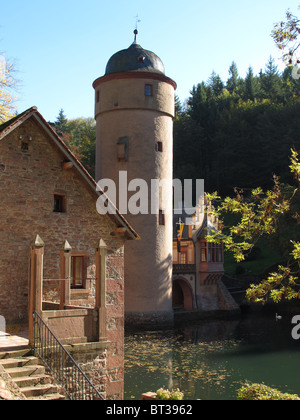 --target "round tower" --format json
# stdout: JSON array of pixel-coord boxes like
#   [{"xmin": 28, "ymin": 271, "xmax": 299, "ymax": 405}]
[{"xmin": 93, "ymin": 31, "xmax": 177, "ymax": 325}]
